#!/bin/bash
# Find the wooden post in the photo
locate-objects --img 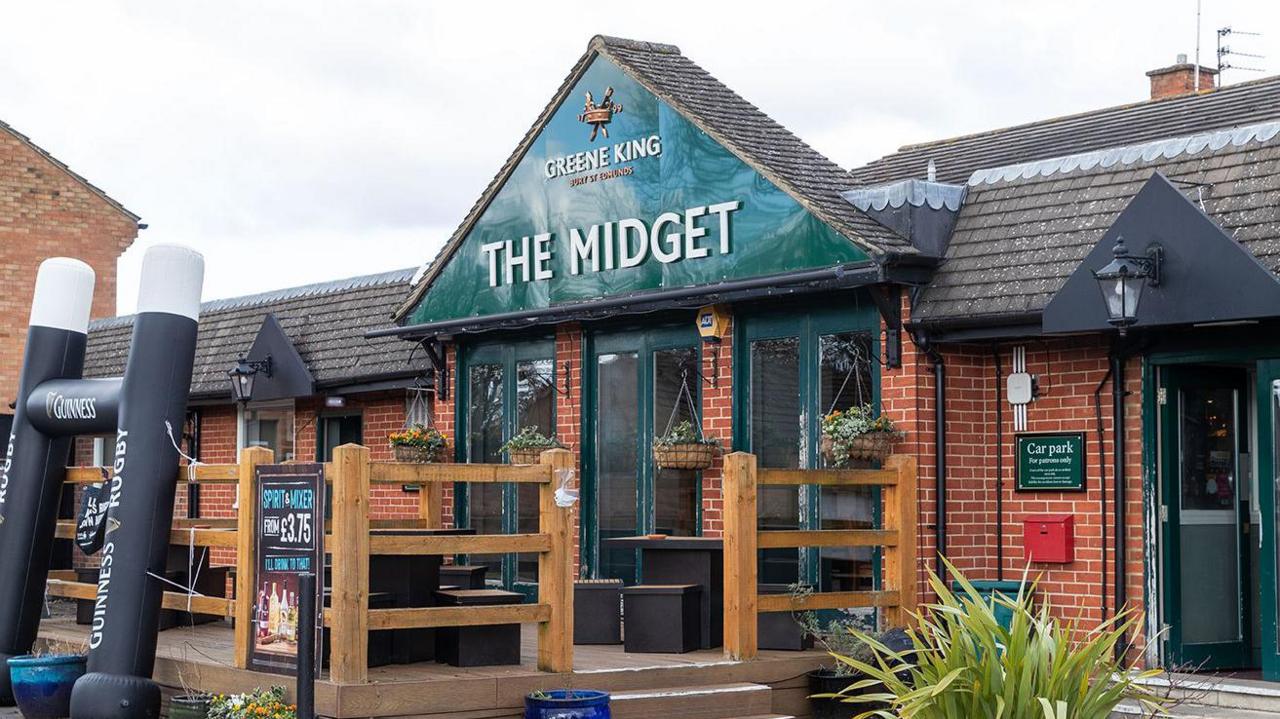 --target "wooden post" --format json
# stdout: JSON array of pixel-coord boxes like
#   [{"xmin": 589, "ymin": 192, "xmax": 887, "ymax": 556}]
[
  {"xmin": 419, "ymin": 480, "xmax": 443, "ymax": 529},
  {"xmin": 882, "ymin": 454, "xmax": 918, "ymax": 628},
  {"xmin": 722, "ymin": 451, "xmax": 758, "ymax": 661},
  {"xmin": 330, "ymin": 443, "xmax": 371, "ymax": 683},
  {"xmin": 537, "ymin": 448, "xmax": 574, "ymax": 672},
  {"xmin": 233, "ymin": 446, "xmax": 273, "ymax": 669}
]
